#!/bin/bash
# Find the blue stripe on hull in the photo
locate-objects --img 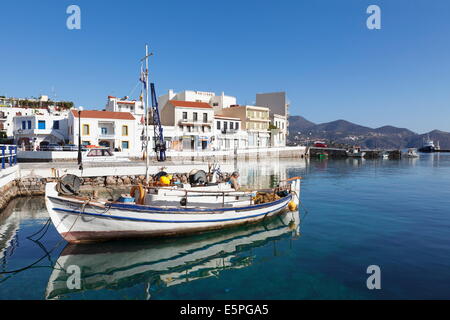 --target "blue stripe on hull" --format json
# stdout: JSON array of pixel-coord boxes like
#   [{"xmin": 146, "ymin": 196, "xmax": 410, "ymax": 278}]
[
  {"xmin": 108, "ymin": 195, "xmax": 290, "ymax": 213},
  {"xmin": 53, "ymin": 198, "xmax": 290, "ymax": 224}
]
